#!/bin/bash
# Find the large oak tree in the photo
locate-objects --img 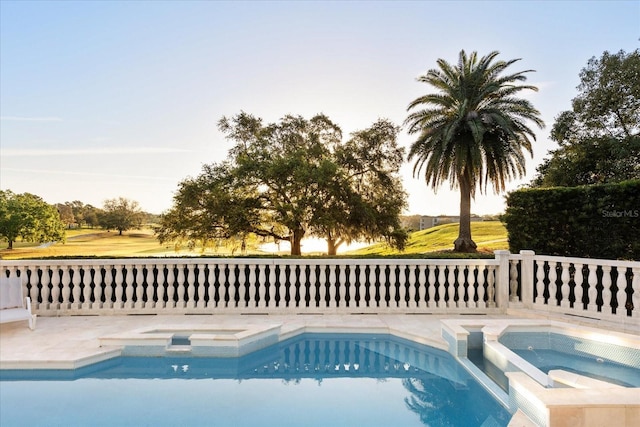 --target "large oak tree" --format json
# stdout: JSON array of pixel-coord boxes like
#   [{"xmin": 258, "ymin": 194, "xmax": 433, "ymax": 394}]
[{"xmin": 157, "ymin": 113, "xmax": 407, "ymax": 255}]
